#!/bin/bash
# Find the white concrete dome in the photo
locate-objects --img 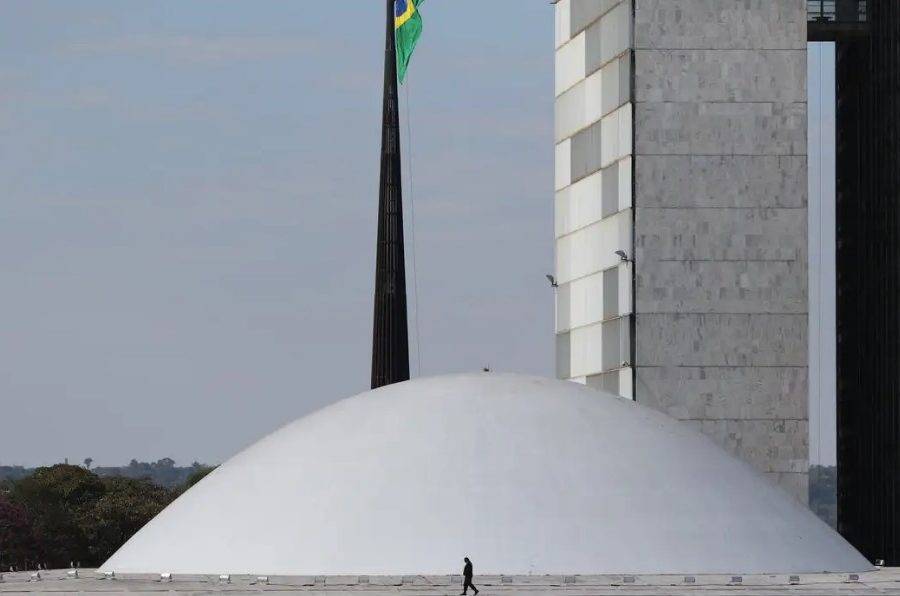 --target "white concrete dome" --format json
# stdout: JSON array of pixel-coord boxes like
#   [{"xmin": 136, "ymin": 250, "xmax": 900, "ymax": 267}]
[{"xmin": 102, "ymin": 373, "xmax": 871, "ymax": 576}]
